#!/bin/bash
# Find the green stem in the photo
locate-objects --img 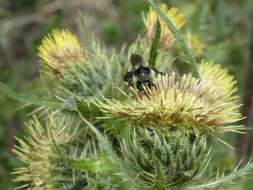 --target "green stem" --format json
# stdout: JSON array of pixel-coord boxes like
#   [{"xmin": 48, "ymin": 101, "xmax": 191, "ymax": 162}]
[{"xmin": 149, "ymin": 20, "xmax": 161, "ymax": 68}]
